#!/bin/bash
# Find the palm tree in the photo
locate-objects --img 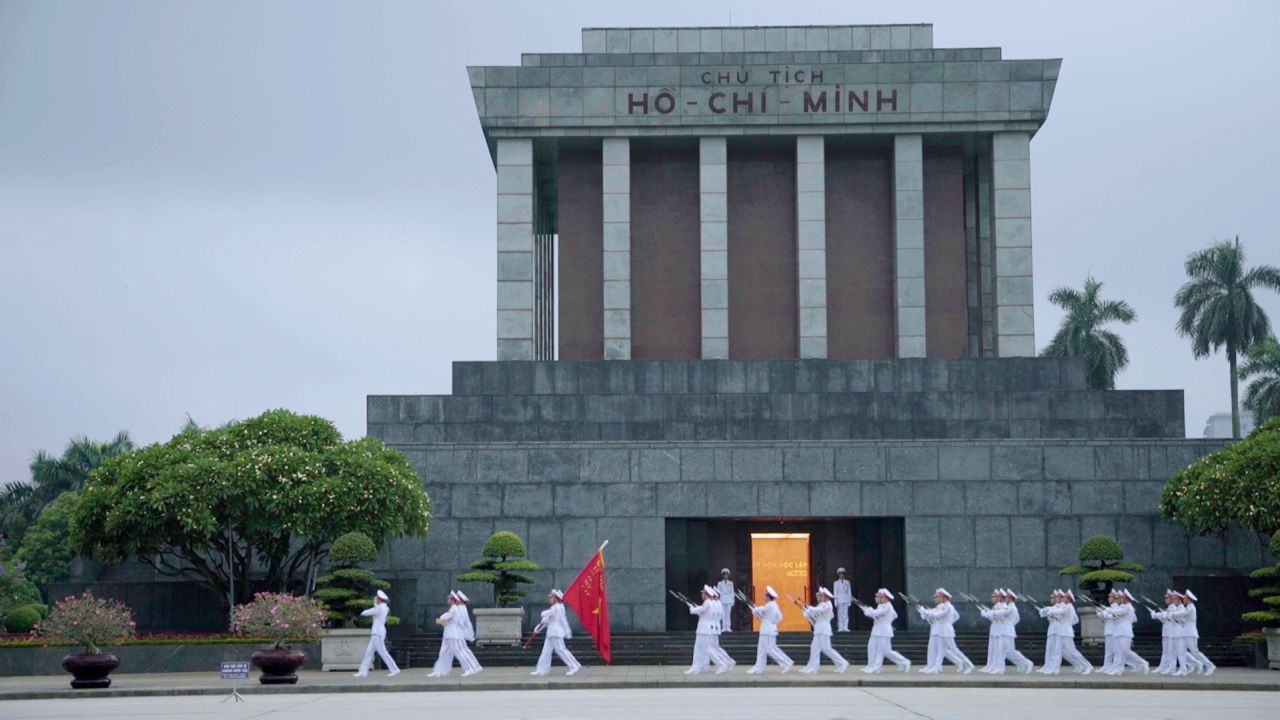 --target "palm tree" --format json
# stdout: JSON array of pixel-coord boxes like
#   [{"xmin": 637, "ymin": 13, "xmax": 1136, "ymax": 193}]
[
  {"xmin": 1240, "ymin": 335, "xmax": 1280, "ymax": 425},
  {"xmin": 1041, "ymin": 276, "xmax": 1137, "ymax": 390},
  {"xmin": 1175, "ymin": 236, "xmax": 1280, "ymax": 438}
]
